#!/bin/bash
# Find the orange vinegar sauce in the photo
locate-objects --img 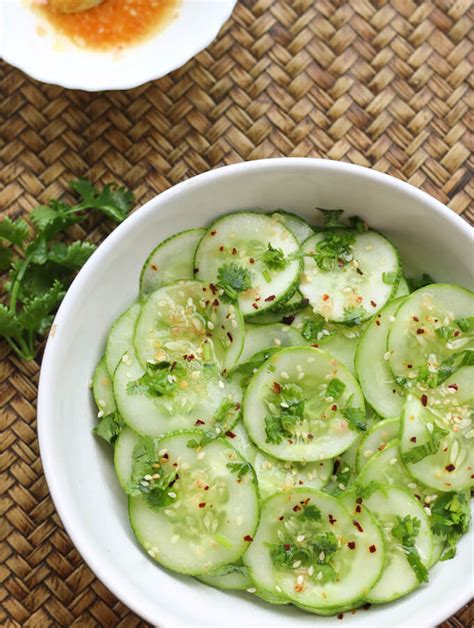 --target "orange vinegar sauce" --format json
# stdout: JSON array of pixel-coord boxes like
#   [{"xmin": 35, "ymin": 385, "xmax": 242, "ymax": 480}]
[{"xmin": 36, "ymin": 0, "xmax": 179, "ymax": 51}]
